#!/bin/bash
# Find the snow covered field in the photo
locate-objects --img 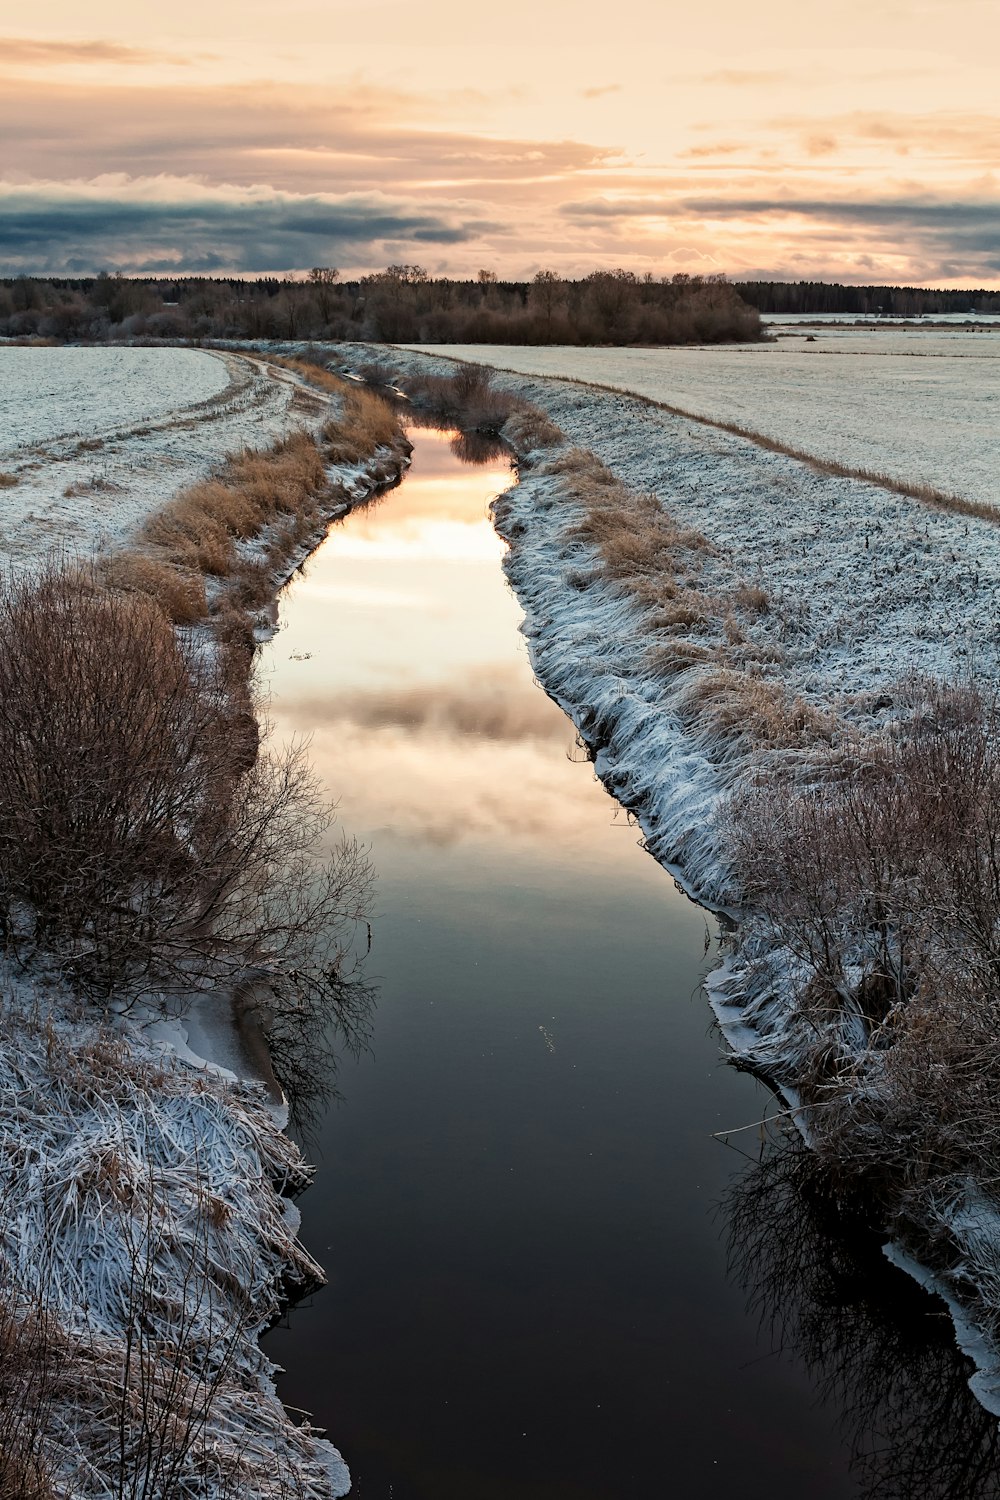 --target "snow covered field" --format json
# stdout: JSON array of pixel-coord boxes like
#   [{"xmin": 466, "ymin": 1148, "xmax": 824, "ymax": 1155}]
[
  {"xmin": 405, "ymin": 328, "xmax": 1000, "ymax": 511},
  {"xmin": 0, "ymin": 346, "xmax": 327, "ymax": 561}
]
